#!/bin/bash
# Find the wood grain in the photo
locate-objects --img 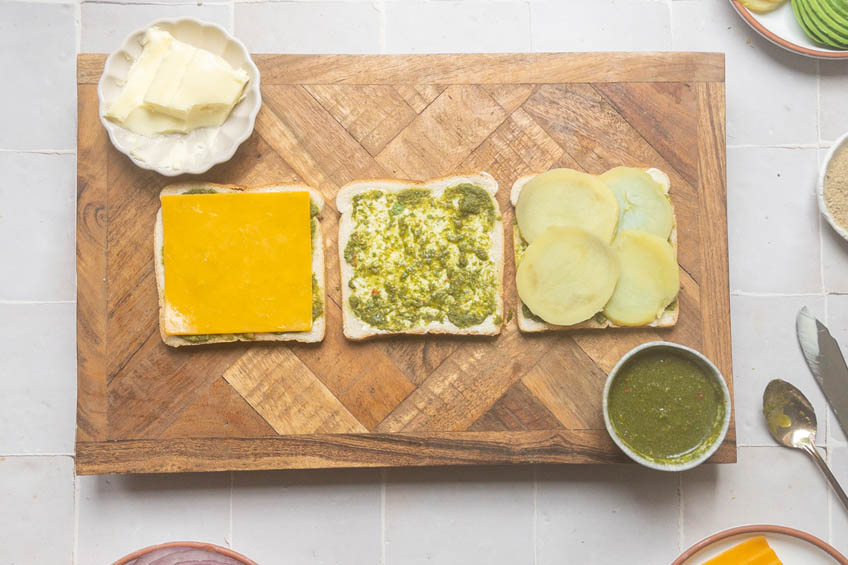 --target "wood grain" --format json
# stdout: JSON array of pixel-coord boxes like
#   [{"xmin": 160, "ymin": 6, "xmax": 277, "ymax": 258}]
[
  {"xmin": 468, "ymin": 381, "xmax": 563, "ymax": 432},
  {"xmin": 305, "ymin": 84, "xmax": 417, "ymax": 156},
  {"xmin": 695, "ymin": 82, "xmax": 735, "ymax": 460},
  {"xmin": 224, "ymin": 348, "xmax": 367, "ymax": 435},
  {"xmin": 376, "ymin": 84, "xmax": 508, "ymax": 179},
  {"xmin": 75, "ymin": 53, "xmax": 733, "ymax": 474},
  {"xmin": 76, "ymin": 85, "xmax": 108, "ymax": 442},
  {"xmin": 76, "ymin": 431, "xmax": 737, "ymax": 475},
  {"xmin": 160, "ymin": 379, "xmax": 276, "ymax": 439},
  {"xmin": 78, "ymin": 53, "xmax": 725, "ymax": 85}
]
